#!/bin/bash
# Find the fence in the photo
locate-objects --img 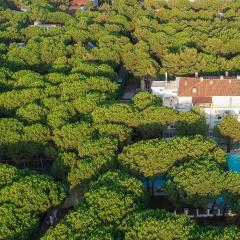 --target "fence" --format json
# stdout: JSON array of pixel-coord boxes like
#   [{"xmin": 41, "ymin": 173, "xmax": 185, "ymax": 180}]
[{"xmin": 174, "ymin": 208, "xmax": 235, "ymax": 218}]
